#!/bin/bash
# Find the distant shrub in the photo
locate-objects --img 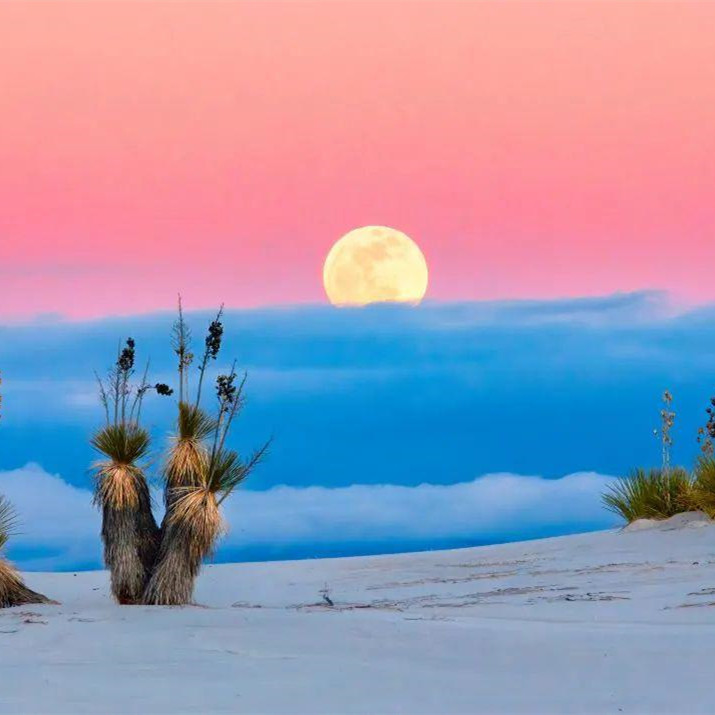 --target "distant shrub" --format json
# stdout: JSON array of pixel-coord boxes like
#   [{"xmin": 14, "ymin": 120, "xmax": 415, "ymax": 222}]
[{"xmin": 602, "ymin": 467, "xmax": 694, "ymax": 523}]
